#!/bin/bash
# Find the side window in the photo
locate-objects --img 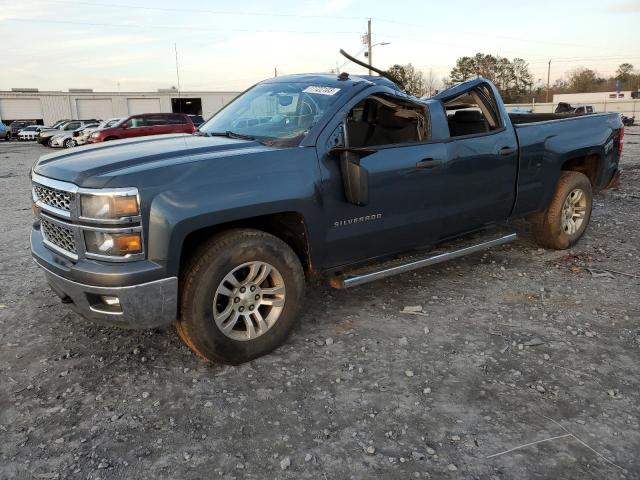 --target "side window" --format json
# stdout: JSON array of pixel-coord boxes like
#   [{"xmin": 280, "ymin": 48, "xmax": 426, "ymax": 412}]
[
  {"xmin": 444, "ymin": 85, "xmax": 502, "ymax": 137},
  {"xmin": 168, "ymin": 114, "xmax": 187, "ymax": 124},
  {"xmin": 586, "ymin": 106, "xmax": 594, "ymax": 113},
  {"xmin": 344, "ymin": 95, "xmax": 430, "ymax": 148},
  {"xmin": 126, "ymin": 116, "xmax": 145, "ymax": 128},
  {"xmin": 65, "ymin": 122, "xmax": 80, "ymax": 130}
]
